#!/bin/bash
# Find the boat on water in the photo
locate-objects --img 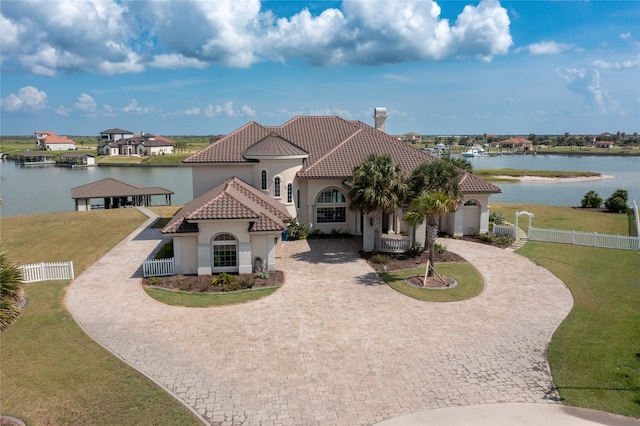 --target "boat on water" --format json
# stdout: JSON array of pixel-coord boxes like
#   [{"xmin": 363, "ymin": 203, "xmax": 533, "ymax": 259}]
[{"xmin": 462, "ymin": 146, "xmax": 488, "ymax": 157}]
